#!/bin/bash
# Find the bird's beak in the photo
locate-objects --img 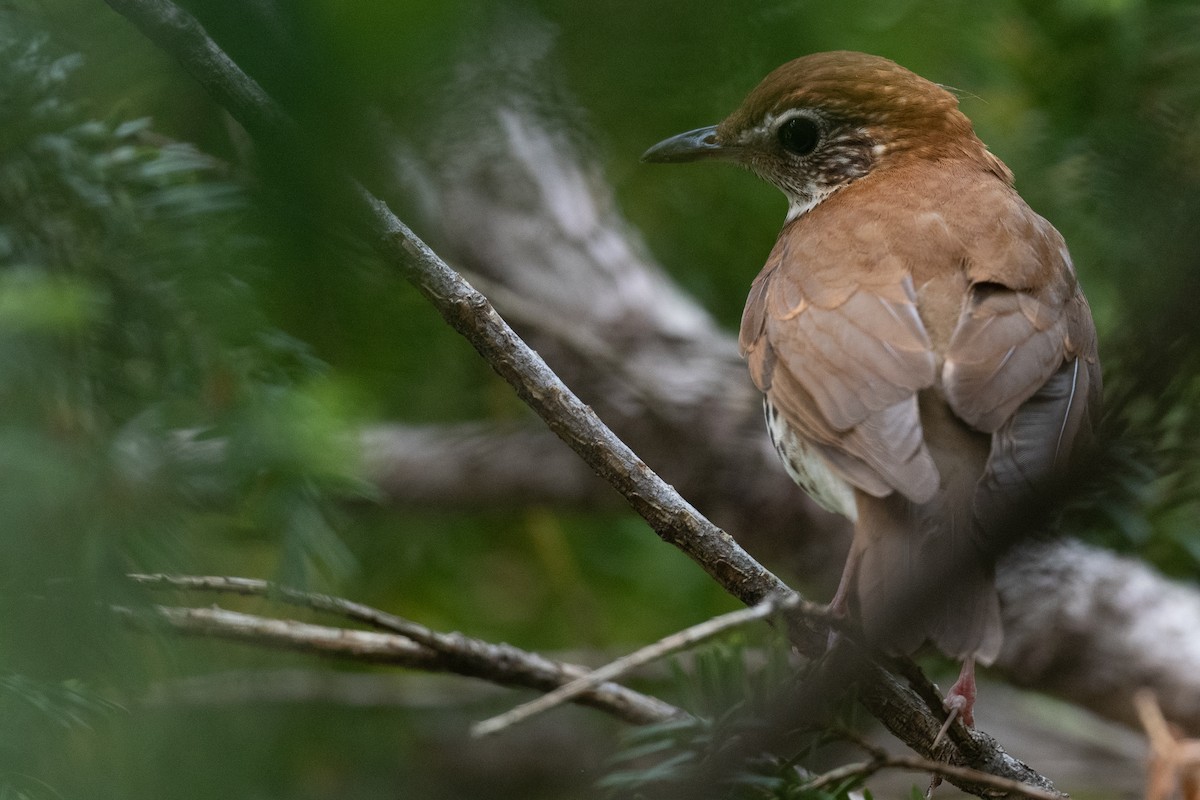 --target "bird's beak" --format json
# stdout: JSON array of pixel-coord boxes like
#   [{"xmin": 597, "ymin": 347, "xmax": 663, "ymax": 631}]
[{"xmin": 641, "ymin": 125, "xmax": 737, "ymax": 164}]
